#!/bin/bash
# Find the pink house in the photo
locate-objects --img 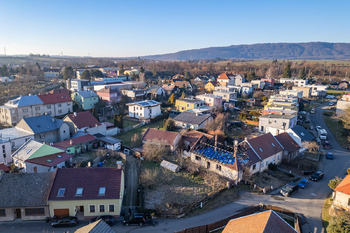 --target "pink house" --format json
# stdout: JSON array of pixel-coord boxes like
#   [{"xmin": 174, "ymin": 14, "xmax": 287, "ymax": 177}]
[
  {"xmin": 96, "ymin": 86, "xmax": 120, "ymax": 104},
  {"xmin": 261, "ymin": 78, "xmax": 274, "ymax": 87},
  {"xmin": 196, "ymin": 94, "xmax": 222, "ymax": 107}
]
